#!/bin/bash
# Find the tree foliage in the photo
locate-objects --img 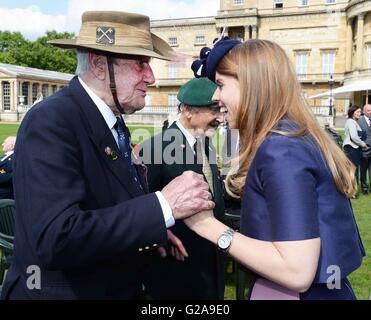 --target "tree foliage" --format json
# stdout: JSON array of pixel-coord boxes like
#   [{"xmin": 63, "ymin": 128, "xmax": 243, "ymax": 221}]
[{"xmin": 0, "ymin": 30, "xmax": 77, "ymax": 74}]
